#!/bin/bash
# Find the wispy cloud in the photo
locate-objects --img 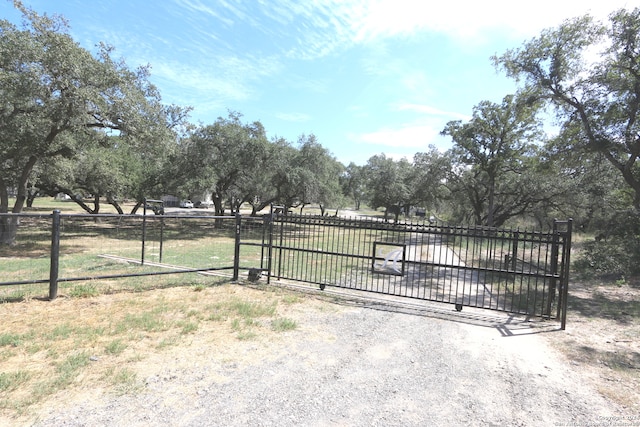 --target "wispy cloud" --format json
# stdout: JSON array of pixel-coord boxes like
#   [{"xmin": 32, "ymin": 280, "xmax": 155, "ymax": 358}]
[
  {"xmin": 275, "ymin": 112, "xmax": 311, "ymax": 122},
  {"xmin": 349, "ymin": 123, "xmax": 441, "ymax": 149},
  {"xmin": 394, "ymin": 103, "xmax": 471, "ymax": 121}
]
